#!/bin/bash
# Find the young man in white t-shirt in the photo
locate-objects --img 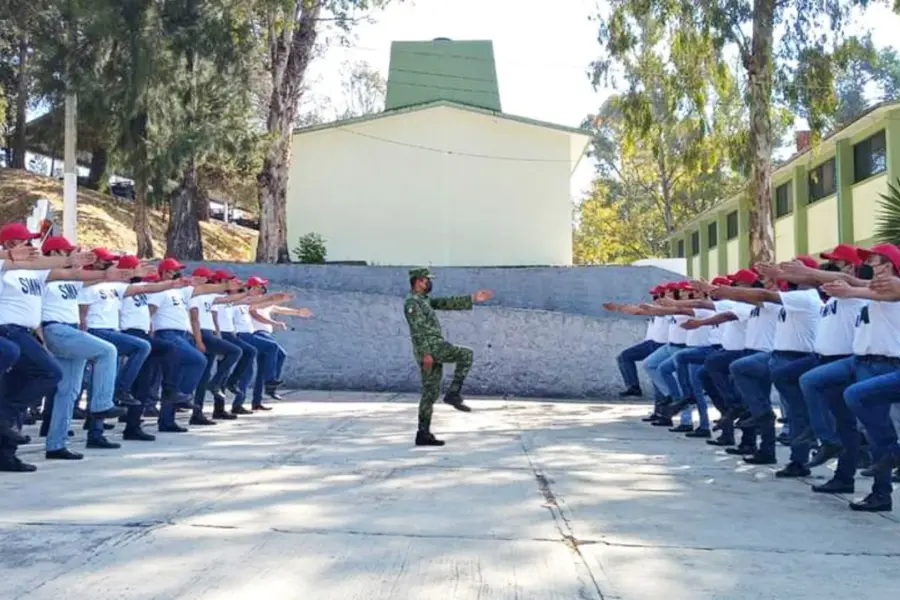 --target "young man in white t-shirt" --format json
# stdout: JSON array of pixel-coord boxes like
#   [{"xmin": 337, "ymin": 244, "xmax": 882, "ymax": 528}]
[
  {"xmin": 605, "ymin": 286, "xmax": 667, "ymax": 398},
  {"xmin": 249, "ymin": 293, "xmax": 311, "ymax": 400}
]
